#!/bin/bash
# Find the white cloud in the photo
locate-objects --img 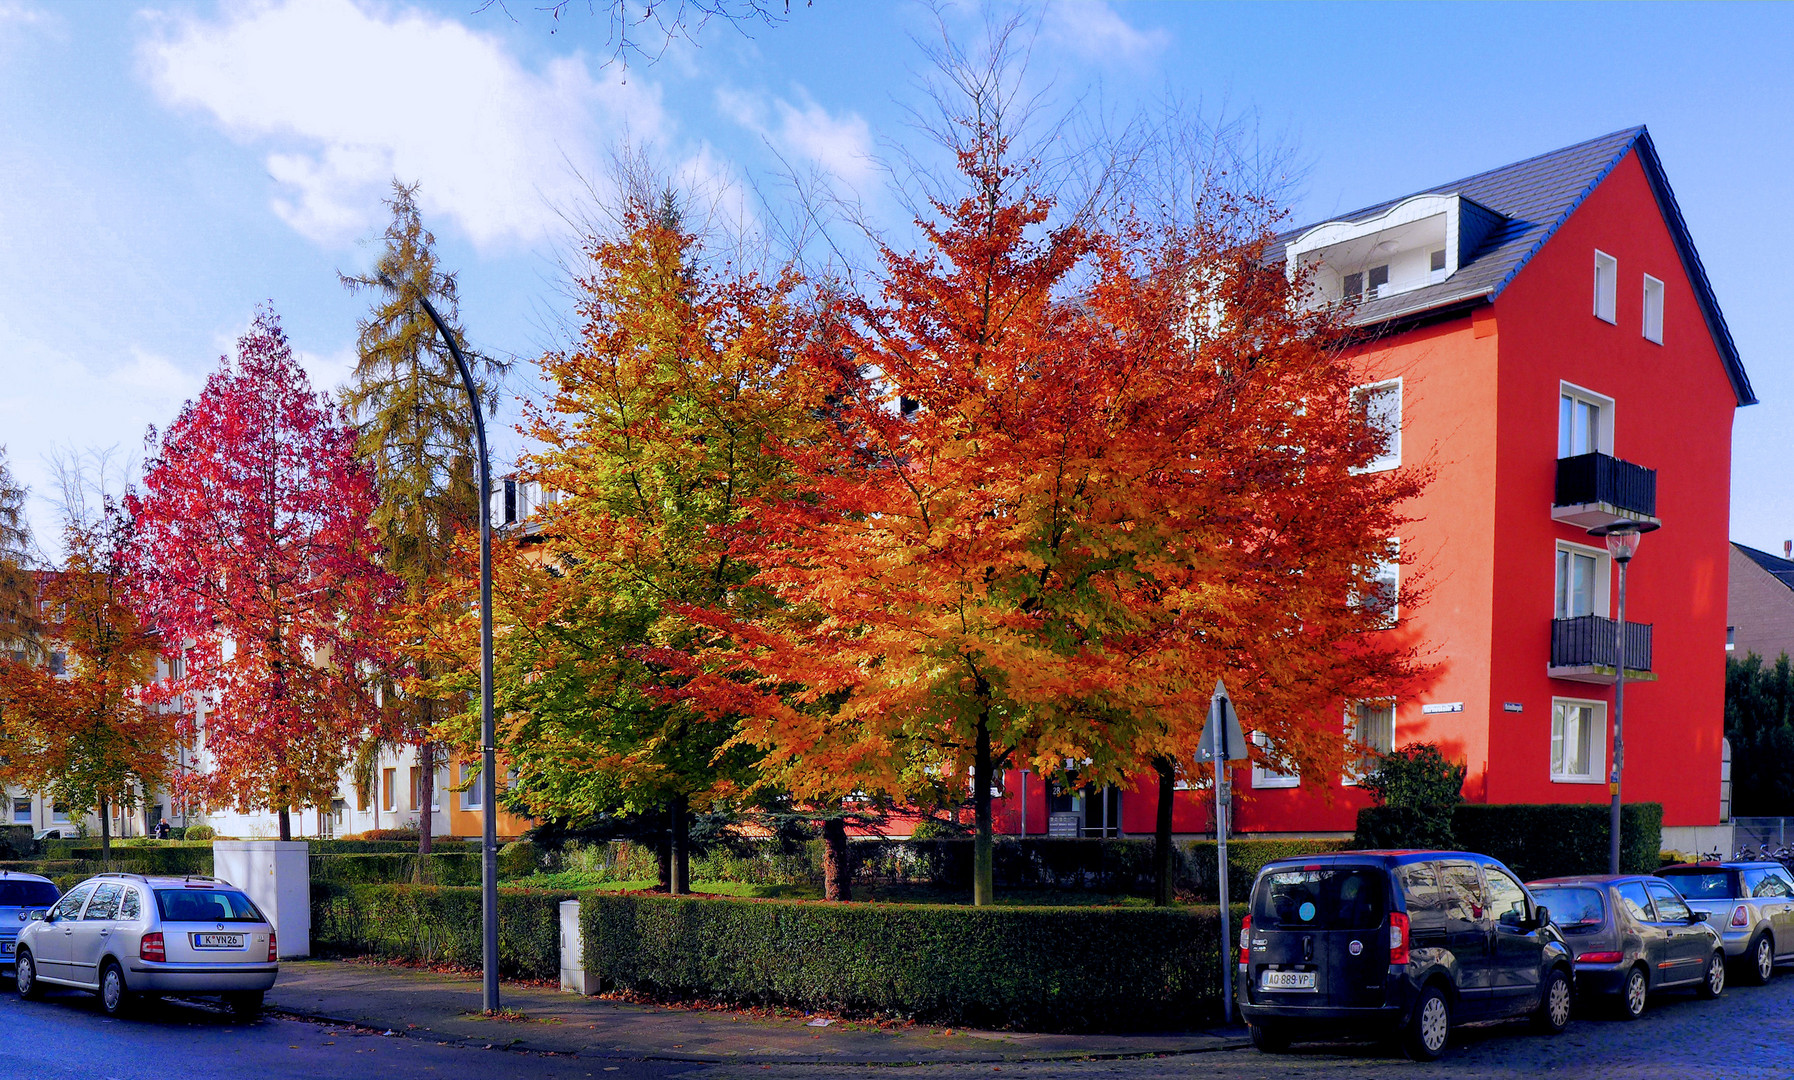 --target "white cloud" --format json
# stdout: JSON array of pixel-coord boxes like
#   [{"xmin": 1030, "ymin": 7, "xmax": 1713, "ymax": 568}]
[
  {"xmin": 140, "ymin": 0, "xmax": 668, "ymax": 250},
  {"xmin": 1043, "ymin": 0, "xmax": 1168, "ymax": 62},
  {"xmin": 717, "ymin": 86, "xmax": 876, "ymax": 196}
]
